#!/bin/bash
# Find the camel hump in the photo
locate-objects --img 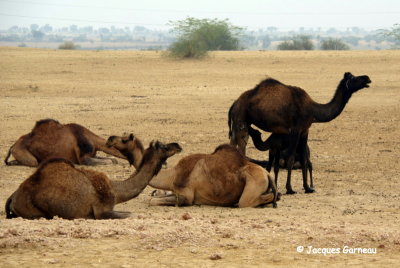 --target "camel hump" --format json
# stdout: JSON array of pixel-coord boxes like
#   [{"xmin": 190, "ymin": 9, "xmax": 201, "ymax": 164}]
[
  {"xmin": 30, "ymin": 118, "xmax": 62, "ymax": 135},
  {"xmin": 34, "ymin": 118, "xmax": 60, "ymax": 128},
  {"xmin": 213, "ymin": 144, "xmax": 241, "ymax": 155},
  {"xmin": 27, "ymin": 158, "xmax": 75, "ymax": 183},
  {"xmin": 211, "ymin": 144, "xmax": 246, "ymax": 168}
]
